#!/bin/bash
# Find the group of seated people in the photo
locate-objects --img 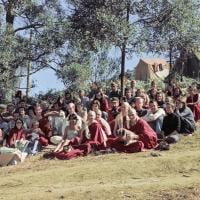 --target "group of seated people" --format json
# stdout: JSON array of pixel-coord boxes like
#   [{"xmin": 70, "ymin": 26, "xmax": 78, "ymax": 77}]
[{"xmin": 0, "ymin": 80, "xmax": 200, "ymax": 165}]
